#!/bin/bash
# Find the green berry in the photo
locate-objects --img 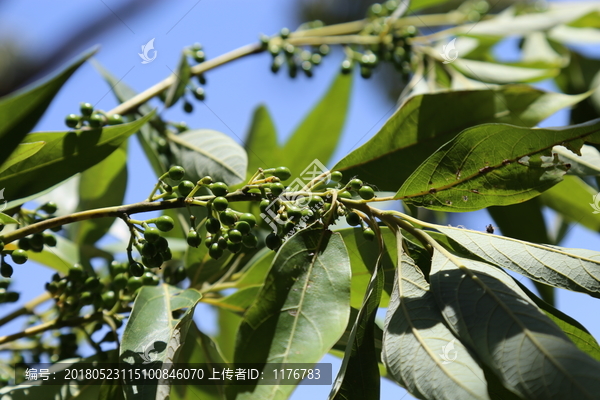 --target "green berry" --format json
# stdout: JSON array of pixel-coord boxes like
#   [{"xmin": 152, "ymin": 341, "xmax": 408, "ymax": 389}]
[
  {"xmin": 209, "ymin": 243, "xmax": 223, "ymax": 259},
  {"xmin": 80, "ymin": 102, "xmax": 94, "ymax": 116},
  {"xmin": 141, "ymin": 242, "xmax": 157, "ymax": 258},
  {"xmin": 193, "ymin": 50, "xmax": 205, "ymax": 62},
  {"xmin": 183, "ymin": 101, "xmax": 194, "ymax": 113},
  {"xmin": 280, "ymin": 27, "xmax": 290, "ymax": 39},
  {"xmin": 283, "ymin": 221, "xmax": 295, "ymax": 235},
  {"xmin": 272, "ymin": 166, "xmax": 291, "ymax": 181},
  {"xmin": 308, "ymin": 196, "xmax": 324, "ymax": 207},
  {"xmin": 155, "ymin": 216, "xmax": 175, "ymax": 232},
  {"xmin": 217, "ymin": 237, "xmax": 228, "ymax": 250},
  {"xmin": 102, "ymin": 291, "xmax": 116, "ymax": 309},
  {"xmin": 68, "ymin": 264, "xmax": 85, "ymax": 280},
  {"xmin": 227, "ymin": 241, "xmax": 242, "ymax": 253},
  {"xmin": 11, "ymin": 249, "xmax": 28, "ymax": 265},
  {"xmin": 1, "ymin": 262, "xmax": 13, "ymax": 278},
  {"xmin": 212, "ymin": 196, "xmax": 229, "ymax": 212},
  {"xmin": 129, "ymin": 262, "xmax": 145, "ymax": 277},
  {"xmin": 239, "ymin": 213, "xmax": 257, "ymax": 227},
  {"xmin": 259, "ymin": 199, "xmax": 271, "ymax": 213},
  {"xmin": 235, "ymin": 221, "xmax": 251, "ymax": 235},
  {"xmin": 228, "ymin": 229, "xmax": 243, "ymax": 243},
  {"xmin": 18, "ymin": 238, "xmax": 31, "ymax": 251},
  {"xmin": 89, "ymin": 113, "xmax": 105, "ymax": 128},
  {"xmin": 155, "ymin": 236, "xmax": 169, "ymax": 252},
  {"xmin": 338, "ymin": 191, "xmax": 352, "ymax": 199},
  {"xmin": 341, "ymin": 59, "xmax": 353, "ymax": 74},
  {"xmin": 193, "ymin": 87, "xmax": 205, "ymax": 101},
  {"xmin": 206, "ymin": 218, "xmax": 221, "ymax": 234},
  {"xmin": 220, "ymin": 209, "xmax": 237, "ymax": 226},
  {"xmin": 174, "ymin": 265, "xmax": 187, "ymax": 284},
  {"xmin": 363, "ymin": 228, "xmax": 375, "ymax": 241},
  {"xmin": 242, "ymin": 234, "xmax": 258, "ymax": 248},
  {"xmin": 349, "ymin": 179, "xmax": 363, "ymax": 191},
  {"xmin": 84, "ymin": 276, "xmax": 100, "ymax": 291},
  {"xmin": 177, "ymin": 180, "xmax": 195, "ymax": 197},
  {"xmin": 161, "ymin": 248, "xmax": 172, "ymax": 261},
  {"xmin": 201, "ymin": 176, "xmax": 213, "ymax": 185},
  {"xmin": 113, "ymin": 273, "xmax": 128, "ymax": 290},
  {"xmin": 358, "ymin": 185, "xmax": 375, "ymax": 200},
  {"xmin": 142, "ymin": 272, "xmax": 156, "ymax": 286},
  {"xmin": 65, "ymin": 114, "xmax": 80, "ymax": 128},
  {"xmin": 30, "ymin": 233, "xmax": 44, "ymax": 248},
  {"xmin": 80, "ymin": 292, "xmax": 93, "ymax": 305},
  {"xmin": 142, "ymin": 254, "xmax": 163, "ymax": 269},
  {"xmin": 127, "ymin": 276, "xmax": 143, "ymax": 292},
  {"xmin": 209, "ymin": 182, "xmax": 229, "ymax": 197},
  {"xmin": 5, "ymin": 291, "xmax": 19, "ymax": 303},
  {"xmin": 107, "ymin": 114, "xmax": 124, "ymax": 125},
  {"xmin": 0, "ymin": 279, "xmax": 10, "ymax": 289},
  {"xmin": 111, "ymin": 261, "xmax": 128, "ymax": 275},
  {"xmin": 270, "ymin": 182, "xmax": 285, "ymax": 196},
  {"xmin": 287, "ymin": 206, "xmax": 302, "ymax": 220},
  {"xmin": 265, "ymin": 233, "xmax": 282, "ymax": 250},
  {"xmin": 346, "ymin": 212, "xmax": 361, "ymax": 226},
  {"xmin": 205, "ymin": 235, "xmax": 213, "ymax": 248},
  {"xmin": 187, "ymin": 229, "xmax": 202, "ymax": 248},
  {"xmin": 168, "ymin": 166, "xmax": 185, "ymax": 181},
  {"xmin": 330, "ymin": 171, "xmax": 343, "ymax": 182},
  {"xmin": 144, "ymin": 227, "xmax": 161, "ymax": 243},
  {"xmin": 43, "ymin": 233, "xmax": 57, "ymax": 247}
]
